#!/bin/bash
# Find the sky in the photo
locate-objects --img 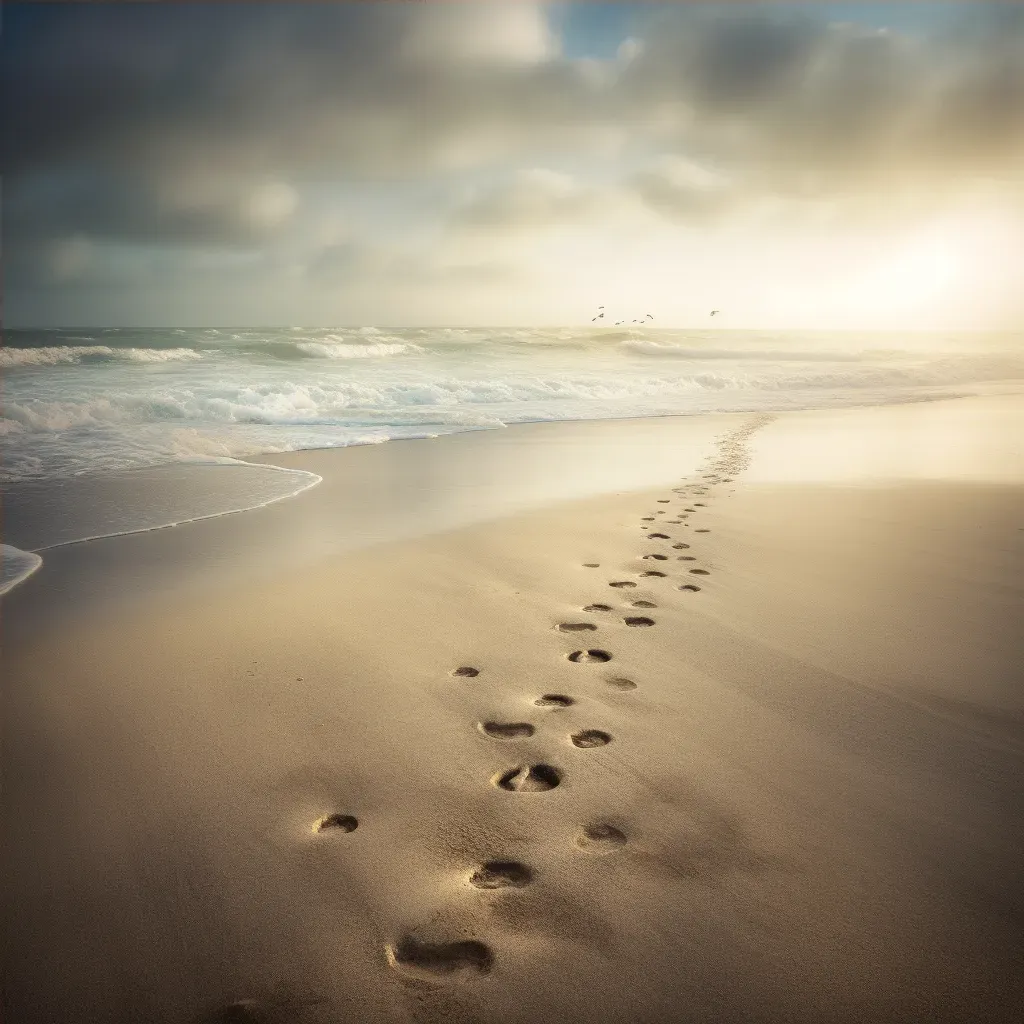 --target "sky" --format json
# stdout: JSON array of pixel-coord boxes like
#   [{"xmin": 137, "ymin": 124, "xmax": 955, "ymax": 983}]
[{"xmin": 3, "ymin": 2, "xmax": 1022, "ymax": 330}]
